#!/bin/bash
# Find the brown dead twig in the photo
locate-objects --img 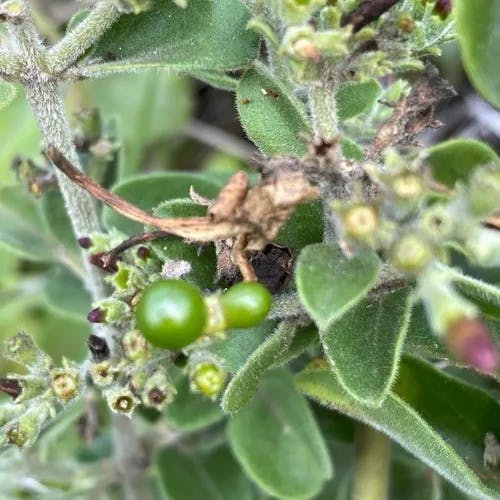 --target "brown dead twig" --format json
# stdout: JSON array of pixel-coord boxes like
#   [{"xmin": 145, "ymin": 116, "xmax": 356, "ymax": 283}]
[{"xmin": 46, "ymin": 146, "xmax": 319, "ymax": 281}]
